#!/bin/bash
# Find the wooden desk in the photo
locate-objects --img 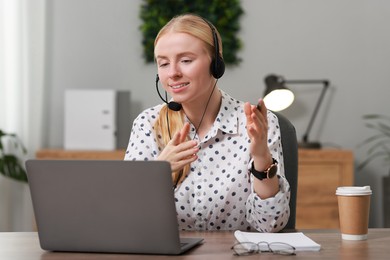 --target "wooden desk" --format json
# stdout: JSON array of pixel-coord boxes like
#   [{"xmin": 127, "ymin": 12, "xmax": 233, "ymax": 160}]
[
  {"xmin": 35, "ymin": 149, "xmax": 354, "ymax": 229},
  {"xmin": 0, "ymin": 229, "xmax": 389, "ymax": 259}
]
